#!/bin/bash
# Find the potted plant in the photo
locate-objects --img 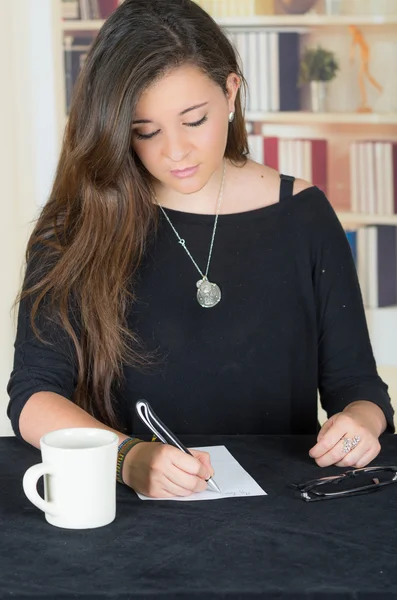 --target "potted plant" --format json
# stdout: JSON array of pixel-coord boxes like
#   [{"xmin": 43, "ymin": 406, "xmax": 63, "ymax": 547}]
[{"xmin": 298, "ymin": 45, "xmax": 339, "ymax": 112}]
